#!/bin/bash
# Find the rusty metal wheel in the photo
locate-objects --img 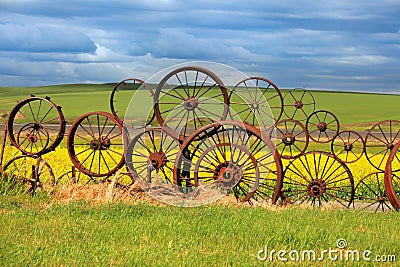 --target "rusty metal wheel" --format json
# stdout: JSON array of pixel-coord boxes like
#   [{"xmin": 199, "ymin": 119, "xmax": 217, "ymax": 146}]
[
  {"xmin": 365, "ymin": 120, "xmax": 400, "ymax": 172},
  {"xmin": 281, "ymin": 151, "xmax": 354, "ymax": 208},
  {"xmin": 67, "ymin": 111, "xmax": 125, "ymax": 177},
  {"xmin": 384, "ymin": 141, "xmax": 400, "ymax": 211},
  {"xmin": 283, "ymin": 88, "xmax": 315, "ymax": 122},
  {"xmin": 355, "ymin": 172, "xmax": 392, "ymax": 212},
  {"xmin": 174, "ymin": 121, "xmax": 283, "ymax": 203},
  {"xmin": 331, "ymin": 130, "xmax": 364, "ymax": 163},
  {"xmin": 229, "ymin": 77, "xmax": 283, "ymax": 129},
  {"xmin": 6, "ymin": 96, "xmax": 66, "ymax": 156},
  {"xmin": 2, "ymin": 155, "xmax": 55, "ymax": 194},
  {"xmin": 306, "ymin": 110, "xmax": 340, "ymax": 143},
  {"xmin": 125, "ymin": 128, "xmax": 179, "ymax": 187},
  {"xmin": 110, "ymin": 78, "xmax": 155, "ymax": 126},
  {"xmin": 153, "ymin": 66, "xmax": 229, "ymax": 141},
  {"xmin": 269, "ymin": 119, "xmax": 309, "ymax": 159}
]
